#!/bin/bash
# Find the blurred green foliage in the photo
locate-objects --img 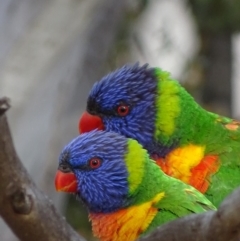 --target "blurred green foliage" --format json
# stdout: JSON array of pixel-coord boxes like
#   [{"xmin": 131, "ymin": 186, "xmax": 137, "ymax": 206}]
[
  {"xmin": 66, "ymin": 195, "xmax": 95, "ymax": 241},
  {"xmin": 188, "ymin": 0, "xmax": 240, "ymax": 32}
]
